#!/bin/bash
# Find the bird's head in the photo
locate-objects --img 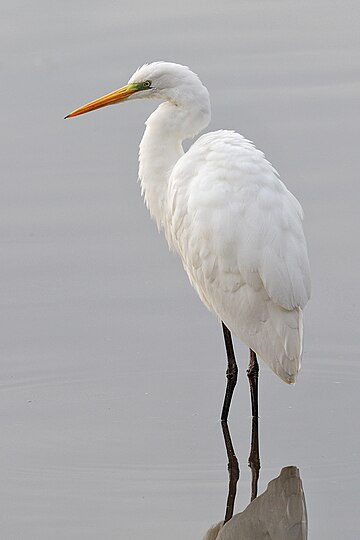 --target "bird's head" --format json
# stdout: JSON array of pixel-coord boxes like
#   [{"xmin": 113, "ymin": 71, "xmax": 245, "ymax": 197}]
[{"xmin": 65, "ymin": 61, "xmax": 209, "ymax": 119}]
